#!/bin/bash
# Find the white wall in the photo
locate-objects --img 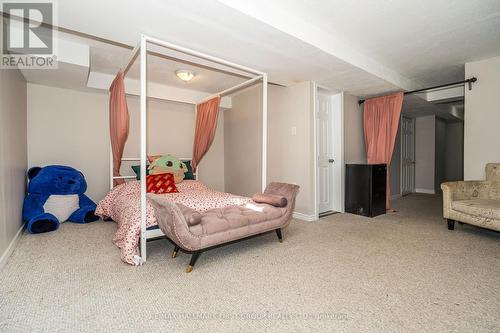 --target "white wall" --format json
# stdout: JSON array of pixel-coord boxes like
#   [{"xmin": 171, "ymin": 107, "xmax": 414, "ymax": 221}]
[
  {"xmin": 390, "ymin": 126, "xmax": 401, "ymax": 198},
  {"xmin": 444, "ymin": 122, "xmax": 464, "ymax": 182},
  {"xmin": 124, "ymin": 96, "xmax": 225, "ymax": 192},
  {"xmin": 224, "ymin": 84, "xmax": 262, "ymax": 197},
  {"xmin": 415, "ymin": 115, "xmax": 435, "ymax": 193},
  {"xmin": 436, "ymin": 119, "xmax": 465, "ymax": 188},
  {"xmin": 28, "ymin": 85, "xmax": 109, "ymax": 201},
  {"xmin": 0, "ymin": 68, "xmax": 27, "ymax": 267},
  {"xmin": 27, "ymin": 84, "xmax": 225, "ymax": 202},
  {"xmin": 464, "ymin": 56, "xmax": 500, "ymax": 180},
  {"xmin": 268, "ymin": 82, "xmax": 315, "ymax": 216},
  {"xmin": 224, "ymin": 82, "xmax": 316, "ymax": 216},
  {"xmin": 343, "ymin": 94, "xmax": 366, "ymax": 164},
  {"xmin": 435, "ymin": 118, "xmax": 446, "ymax": 192}
]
